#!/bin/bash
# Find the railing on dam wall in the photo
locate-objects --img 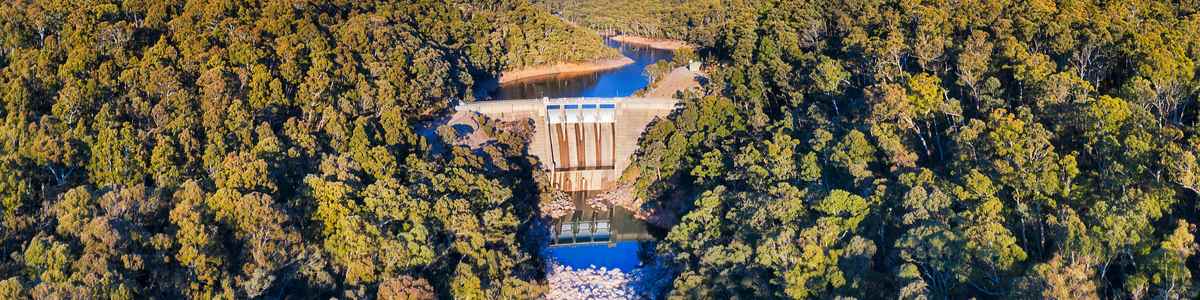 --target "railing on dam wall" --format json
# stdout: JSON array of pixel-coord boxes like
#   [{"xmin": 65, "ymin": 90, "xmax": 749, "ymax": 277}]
[{"xmin": 454, "ymin": 97, "xmax": 678, "ymax": 119}]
